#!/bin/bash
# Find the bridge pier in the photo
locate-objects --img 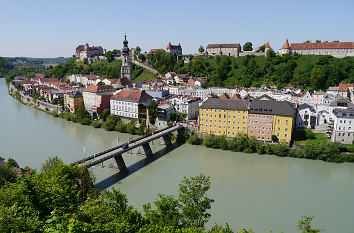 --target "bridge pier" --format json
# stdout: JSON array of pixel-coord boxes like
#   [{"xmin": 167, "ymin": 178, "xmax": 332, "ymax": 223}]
[
  {"xmin": 112, "ymin": 154, "xmax": 128, "ymax": 173},
  {"xmin": 137, "ymin": 143, "xmax": 153, "ymax": 157},
  {"xmin": 177, "ymin": 128, "xmax": 185, "ymax": 142},
  {"xmin": 159, "ymin": 134, "xmax": 172, "ymax": 146}
]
